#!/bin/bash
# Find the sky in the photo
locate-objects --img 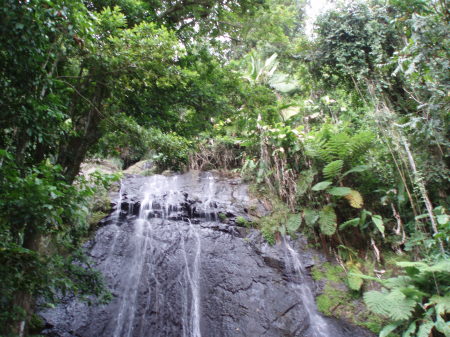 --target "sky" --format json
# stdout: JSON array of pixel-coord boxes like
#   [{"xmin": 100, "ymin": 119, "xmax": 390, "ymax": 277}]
[{"xmin": 304, "ymin": 0, "xmax": 334, "ymax": 37}]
